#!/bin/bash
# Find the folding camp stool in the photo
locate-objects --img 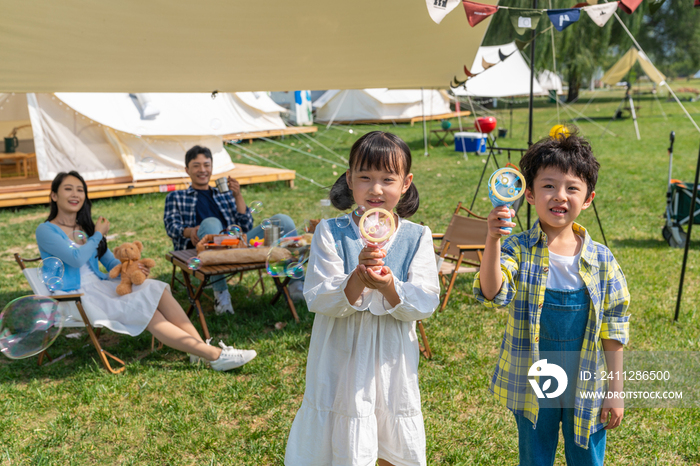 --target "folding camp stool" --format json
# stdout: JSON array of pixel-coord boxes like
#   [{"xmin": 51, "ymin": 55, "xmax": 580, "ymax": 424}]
[{"xmin": 13, "ymin": 253, "xmax": 160, "ymax": 374}]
